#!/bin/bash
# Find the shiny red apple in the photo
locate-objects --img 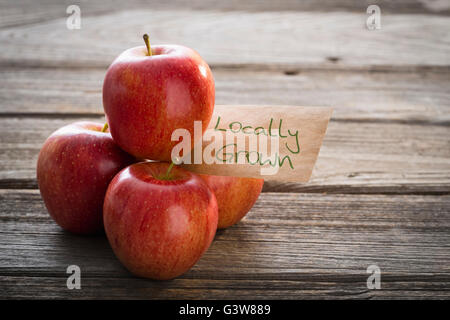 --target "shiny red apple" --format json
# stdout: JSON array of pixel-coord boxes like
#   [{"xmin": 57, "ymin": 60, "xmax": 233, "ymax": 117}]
[
  {"xmin": 37, "ymin": 122, "xmax": 135, "ymax": 234},
  {"xmin": 199, "ymin": 175, "xmax": 264, "ymax": 229},
  {"xmin": 103, "ymin": 35, "xmax": 215, "ymax": 161},
  {"xmin": 103, "ymin": 162, "xmax": 218, "ymax": 280}
]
